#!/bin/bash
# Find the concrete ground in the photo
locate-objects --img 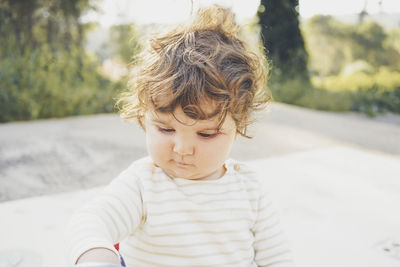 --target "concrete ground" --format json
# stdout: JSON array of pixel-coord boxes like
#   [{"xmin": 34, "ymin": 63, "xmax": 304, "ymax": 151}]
[
  {"xmin": 0, "ymin": 103, "xmax": 399, "ymax": 266},
  {"xmin": 1, "ymin": 103, "xmax": 399, "ymax": 202}
]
